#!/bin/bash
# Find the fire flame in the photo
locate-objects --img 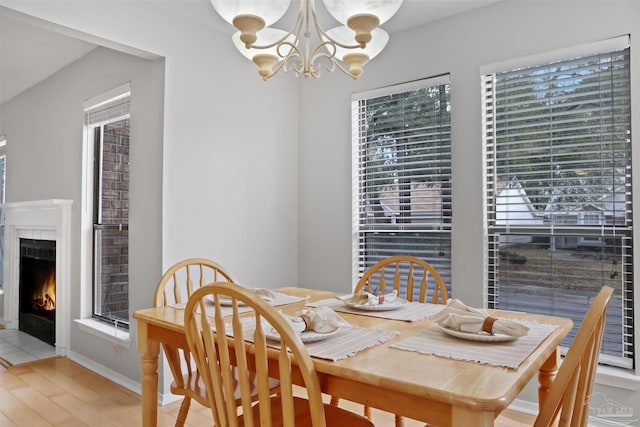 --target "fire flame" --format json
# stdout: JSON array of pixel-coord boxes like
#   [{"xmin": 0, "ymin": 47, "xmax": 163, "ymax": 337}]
[{"xmin": 32, "ymin": 270, "xmax": 56, "ymax": 311}]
